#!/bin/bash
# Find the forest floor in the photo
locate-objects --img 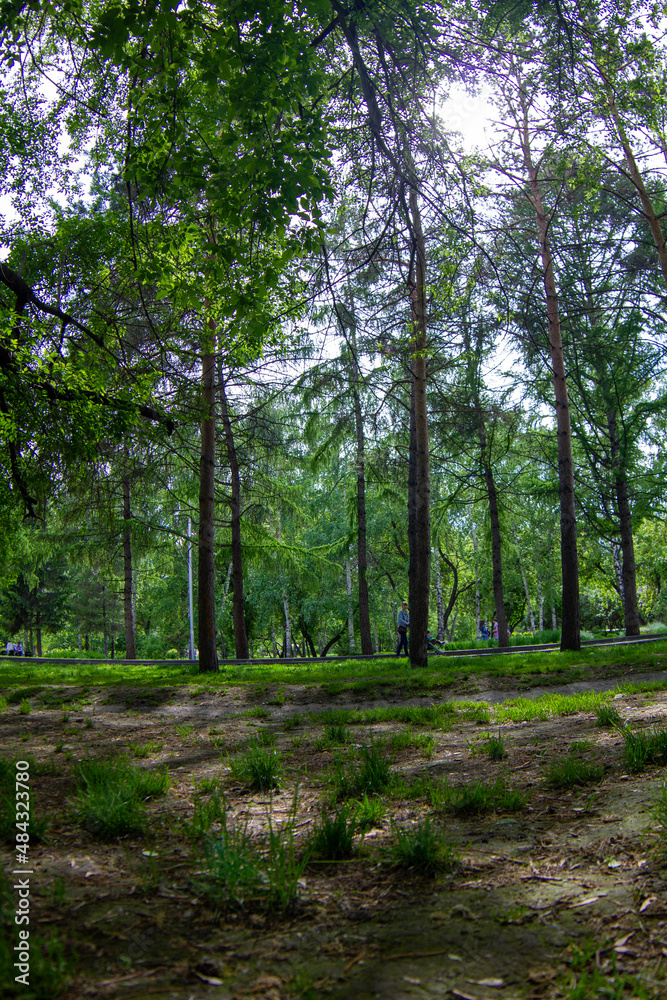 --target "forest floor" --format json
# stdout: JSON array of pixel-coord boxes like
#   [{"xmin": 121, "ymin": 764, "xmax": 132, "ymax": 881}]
[{"xmin": 2, "ymin": 656, "xmax": 667, "ymax": 1000}]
